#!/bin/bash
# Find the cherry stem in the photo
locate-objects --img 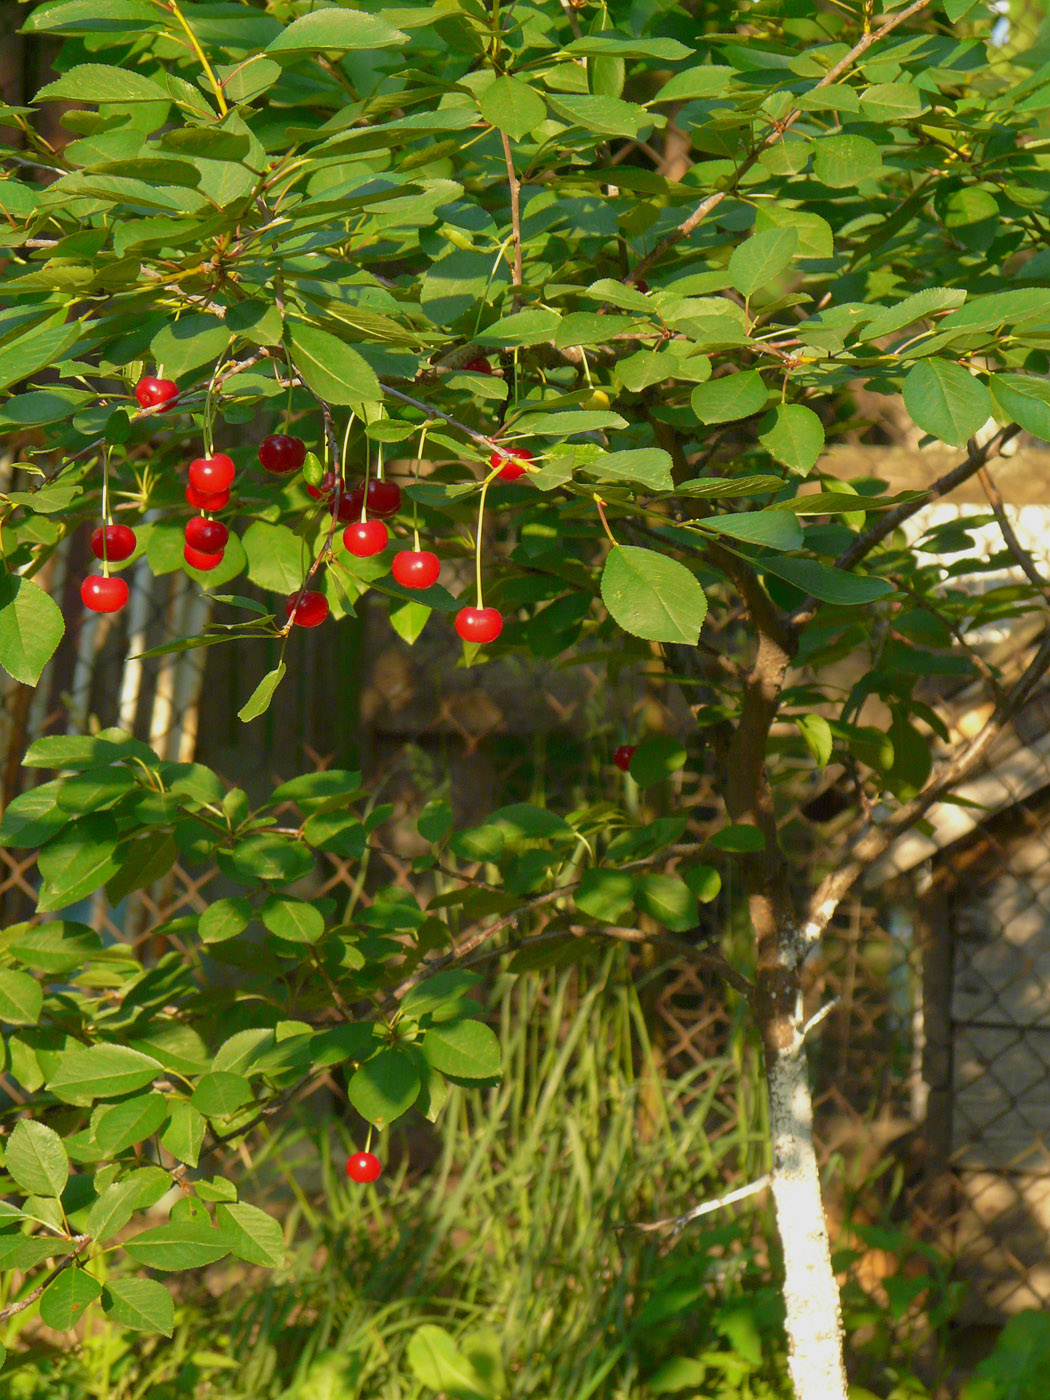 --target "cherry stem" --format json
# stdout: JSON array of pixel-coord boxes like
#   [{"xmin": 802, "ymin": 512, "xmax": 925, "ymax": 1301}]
[
  {"xmin": 340, "ymin": 415, "xmax": 354, "ymax": 521},
  {"xmin": 475, "ymin": 477, "xmax": 491, "ymax": 609},
  {"xmin": 365, "ymin": 1124, "xmax": 373, "ymax": 1154},
  {"xmin": 100, "ymin": 447, "xmax": 112, "ymax": 577},
  {"xmin": 411, "ymin": 423, "xmax": 429, "ymax": 552},
  {"xmin": 595, "ymin": 496, "xmax": 618, "ymax": 548},
  {"xmin": 202, "ymin": 356, "xmax": 224, "ymax": 458}
]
